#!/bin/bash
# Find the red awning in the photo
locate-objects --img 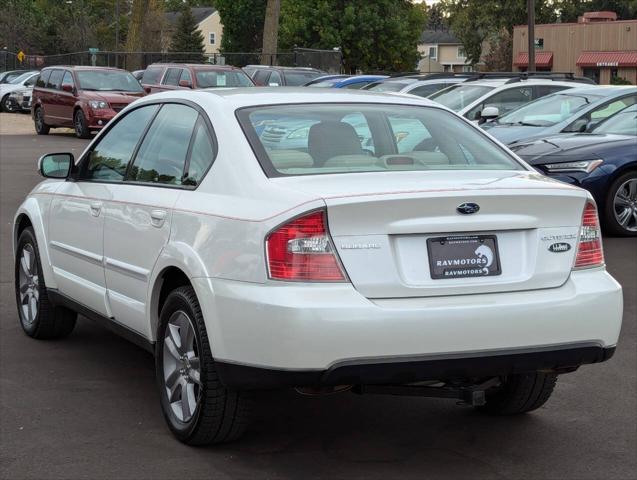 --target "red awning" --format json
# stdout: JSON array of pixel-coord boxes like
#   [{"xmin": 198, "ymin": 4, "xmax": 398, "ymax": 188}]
[
  {"xmin": 576, "ymin": 51, "xmax": 637, "ymax": 68},
  {"xmin": 514, "ymin": 52, "xmax": 553, "ymax": 67}
]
